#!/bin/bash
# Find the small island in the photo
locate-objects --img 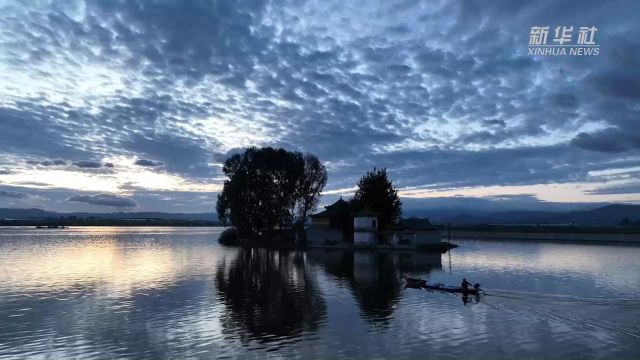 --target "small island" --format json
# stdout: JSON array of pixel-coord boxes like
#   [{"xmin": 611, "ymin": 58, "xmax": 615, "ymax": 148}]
[{"xmin": 216, "ymin": 147, "xmax": 453, "ymax": 251}]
